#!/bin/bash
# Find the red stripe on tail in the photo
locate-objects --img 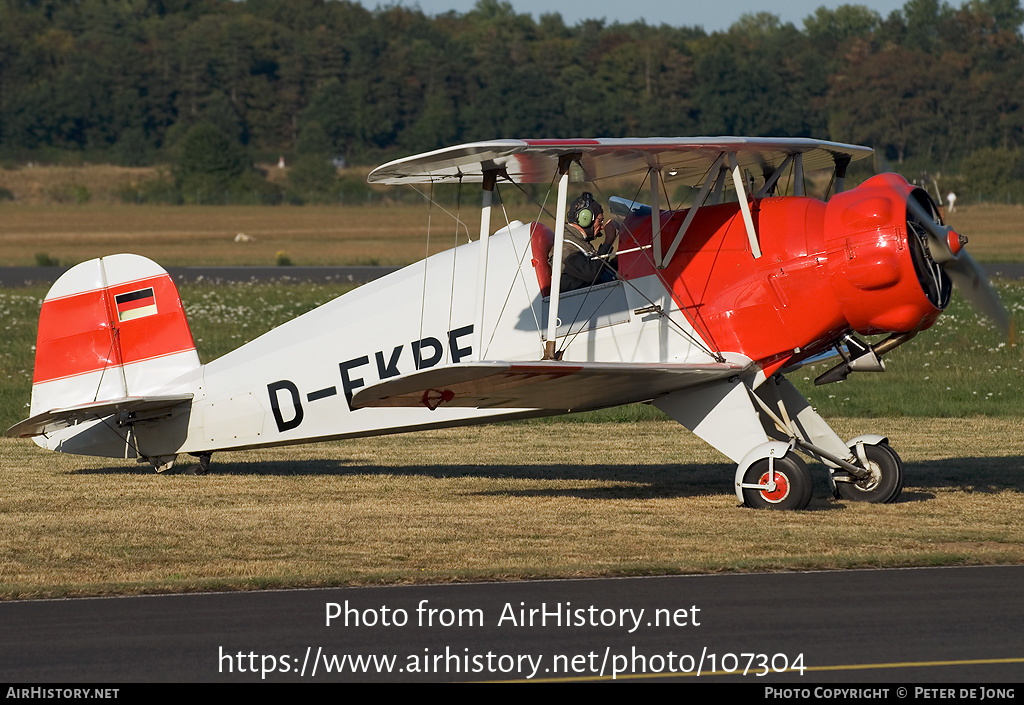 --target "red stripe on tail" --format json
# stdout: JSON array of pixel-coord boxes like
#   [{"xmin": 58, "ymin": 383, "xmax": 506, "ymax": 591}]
[{"xmin": 34, "ymin": 274, "xmax": 196, "ymax": 384}]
